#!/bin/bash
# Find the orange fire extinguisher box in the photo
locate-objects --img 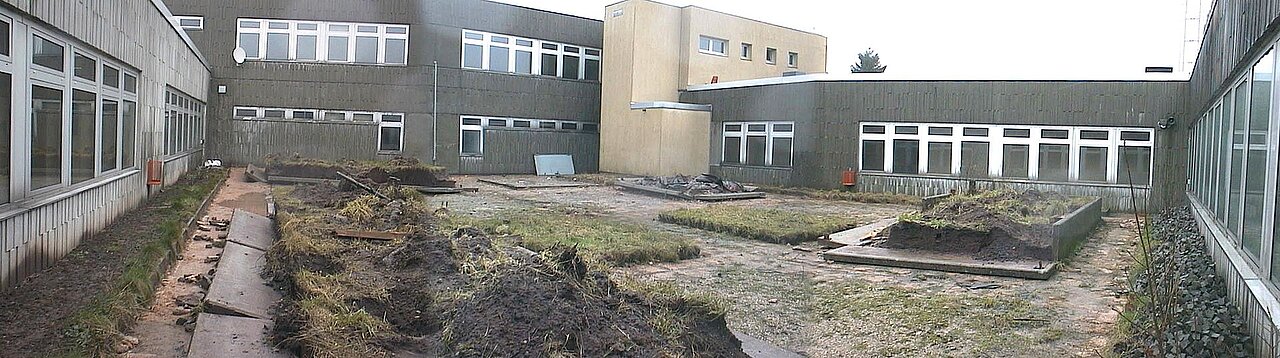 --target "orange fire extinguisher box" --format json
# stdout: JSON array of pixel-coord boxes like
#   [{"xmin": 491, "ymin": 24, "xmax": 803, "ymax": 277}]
[
  {"xmin": 146, "ymin": 159, "xmax": 163, "ymax": 185},
  {"xmin": 841, "ymin": 169, "xmax": 857, "ymax": 186}
]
